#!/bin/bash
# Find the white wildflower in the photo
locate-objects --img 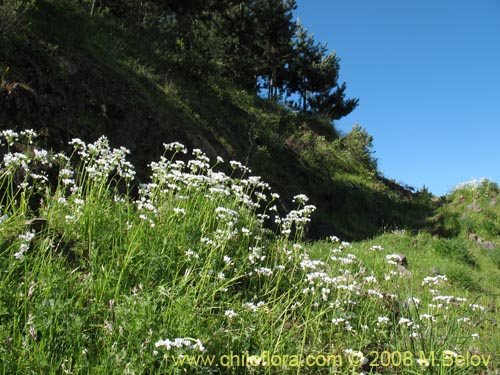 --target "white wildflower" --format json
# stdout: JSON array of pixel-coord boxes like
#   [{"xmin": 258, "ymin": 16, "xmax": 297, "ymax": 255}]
[
  {"xmin": 292, "ymin": 194, "xmax": 309, "ymax": 204},
  {"xmin": 224, "ymin": 310, "xmax": 237, "ymax": 319}
]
